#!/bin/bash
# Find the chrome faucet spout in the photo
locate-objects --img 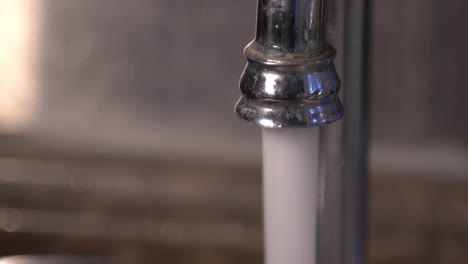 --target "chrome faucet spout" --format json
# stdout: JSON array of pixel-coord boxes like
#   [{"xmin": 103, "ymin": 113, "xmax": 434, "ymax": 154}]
[{"xmin": 235, "ymin": 0, "xmax": 343, "ymax": 128}]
